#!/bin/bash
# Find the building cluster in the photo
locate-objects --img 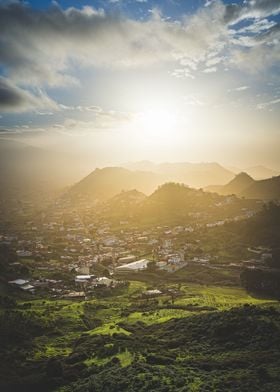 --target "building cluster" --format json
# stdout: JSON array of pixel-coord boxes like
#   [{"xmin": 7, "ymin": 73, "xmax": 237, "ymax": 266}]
[{"xmin": 0, "ymin": 196, "xmax": 262, "ymax": 299}]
